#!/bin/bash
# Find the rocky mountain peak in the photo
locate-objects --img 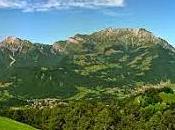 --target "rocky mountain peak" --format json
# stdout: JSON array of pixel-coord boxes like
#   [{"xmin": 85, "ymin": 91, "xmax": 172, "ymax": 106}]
[
  {"xmin": 100, "ymin": 28, "xmax": 153, "ymax": 37},
  {"xmin": 1, "ymin": 36, "xmax": 21, "ymax": 46},
  {"xmin": 0, "ymin": 36, "xmax": 33, "ymax": 56},
  {"xmin": 1, "ymin": 36, "xmax": 32, "ymax": 47}
]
